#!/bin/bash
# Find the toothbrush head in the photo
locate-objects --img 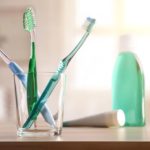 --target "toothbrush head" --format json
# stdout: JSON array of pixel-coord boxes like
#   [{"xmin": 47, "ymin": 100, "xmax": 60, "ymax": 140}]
[
  {"xmin": 23, "ymin": 7, "xmax": 36, "ymax": 32},
  {"xmin": 83, "ymin": 17, "xmax": 96, "ymax": 33}
]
